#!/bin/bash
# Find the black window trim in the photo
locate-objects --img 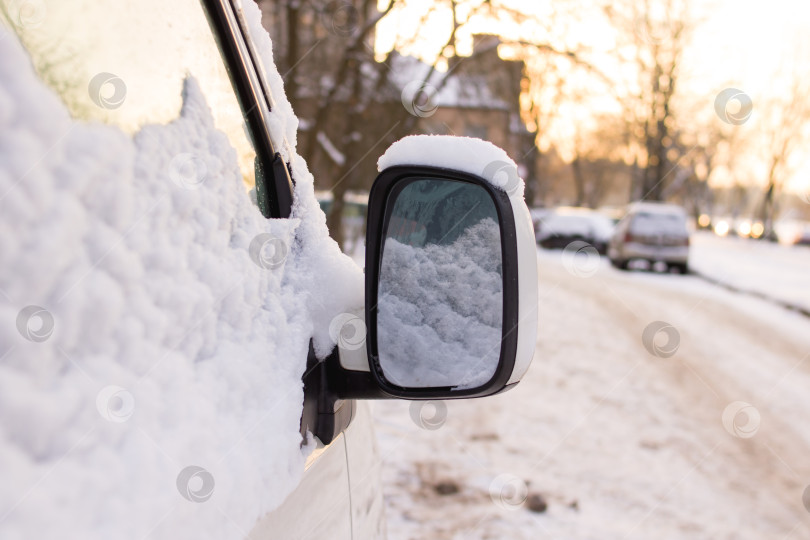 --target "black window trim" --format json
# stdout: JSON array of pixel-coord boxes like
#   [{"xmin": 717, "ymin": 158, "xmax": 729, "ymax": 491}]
[
  {"xmin": 202, "ymin": 0, "xmax": 294, "ymax": 218},
  {"xmin": 204, "ymin": 0, "xmax": 362, "ymax": 446}
]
